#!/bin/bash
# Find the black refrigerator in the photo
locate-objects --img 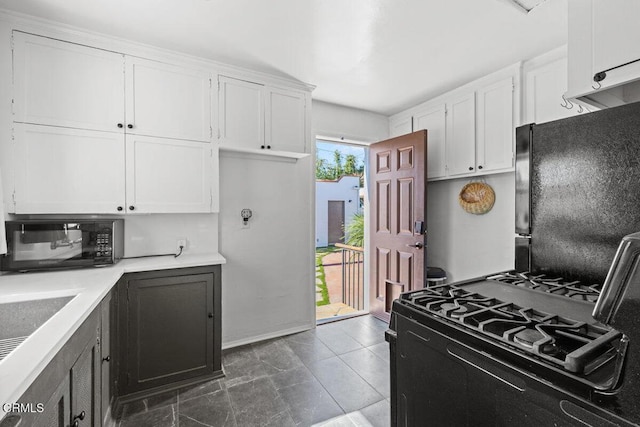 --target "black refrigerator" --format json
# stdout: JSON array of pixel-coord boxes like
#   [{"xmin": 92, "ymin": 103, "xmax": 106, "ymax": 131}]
[{"xmin": 515, "ymin": 101, "xmax": 640, "ymax": 285}]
